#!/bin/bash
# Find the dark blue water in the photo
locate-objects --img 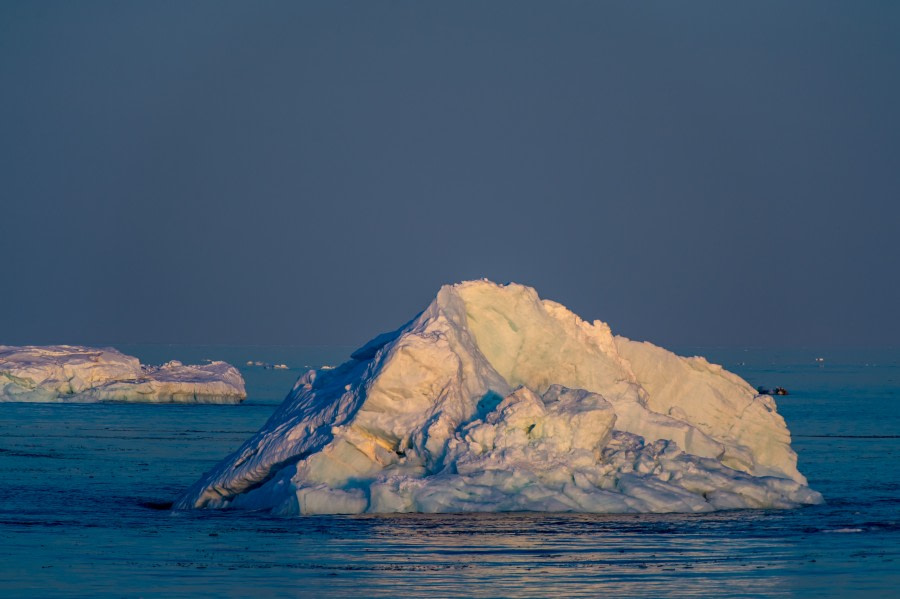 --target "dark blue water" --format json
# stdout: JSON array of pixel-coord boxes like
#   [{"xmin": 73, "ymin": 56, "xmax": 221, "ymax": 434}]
[{"xmin": 0, "ymin": 346, "xmax": 897, "ymax": 597}]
